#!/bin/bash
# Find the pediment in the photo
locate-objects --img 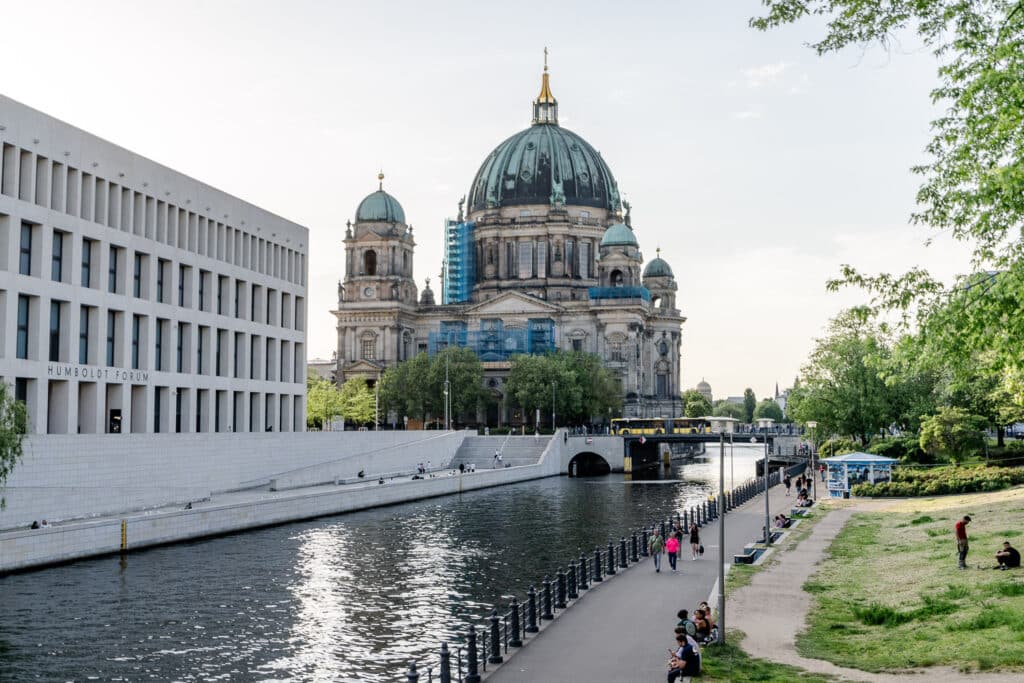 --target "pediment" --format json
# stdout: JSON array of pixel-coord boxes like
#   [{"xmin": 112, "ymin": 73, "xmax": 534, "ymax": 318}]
[
  {"xmin": 352, "ymin": 229, "xmax": 388, "ymax": 243},
  {"xmin": 344, "ymin": 359, "xmax": 384, "ymax": 373},
  {"xmin": 464, "ymin": 291, "xmax": 562, "ymax": 316}
]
